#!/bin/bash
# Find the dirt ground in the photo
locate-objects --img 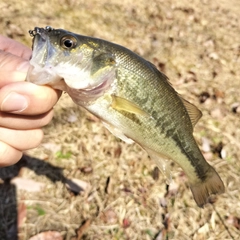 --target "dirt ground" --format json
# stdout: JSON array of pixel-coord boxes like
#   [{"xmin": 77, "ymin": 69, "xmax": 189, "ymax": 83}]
[{"xmin": 0, "ymin": 0, "xmax": 240, "ymax": 239}]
